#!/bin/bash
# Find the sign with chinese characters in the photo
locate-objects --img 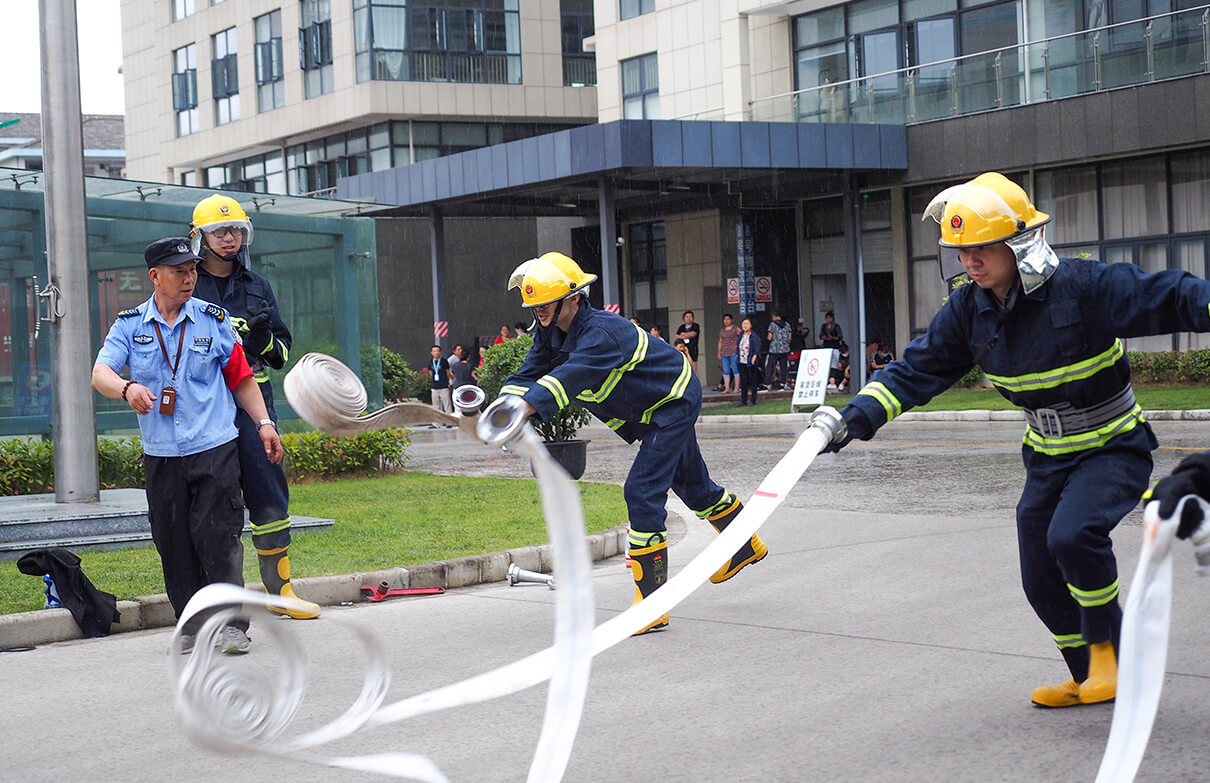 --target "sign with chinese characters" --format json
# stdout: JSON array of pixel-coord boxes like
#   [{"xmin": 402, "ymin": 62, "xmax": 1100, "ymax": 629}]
[
  {"xmin": 755, "ymin": 275, "xmax": 772, "ymax": 303},
  {"xmin": 726, "ymin": 277, "xmax": 739, "ymax": 304},
  {"xmin": 735, "ymin": 223, "xmax": 755, "ymax": 315},
  {"xmin": 792, "ymin": 349, "xmax": 833, "ymax": 408}
]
